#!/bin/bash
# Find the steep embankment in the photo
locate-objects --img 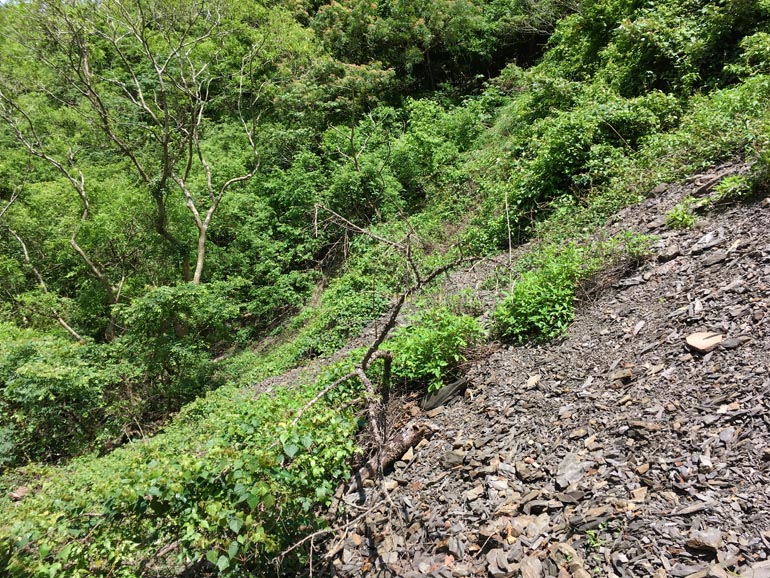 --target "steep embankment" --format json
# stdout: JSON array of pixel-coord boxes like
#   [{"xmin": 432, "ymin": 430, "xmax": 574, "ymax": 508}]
[{"xmin": 323, "ymin": 162, "xmax": 770, "ymax": 578}]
